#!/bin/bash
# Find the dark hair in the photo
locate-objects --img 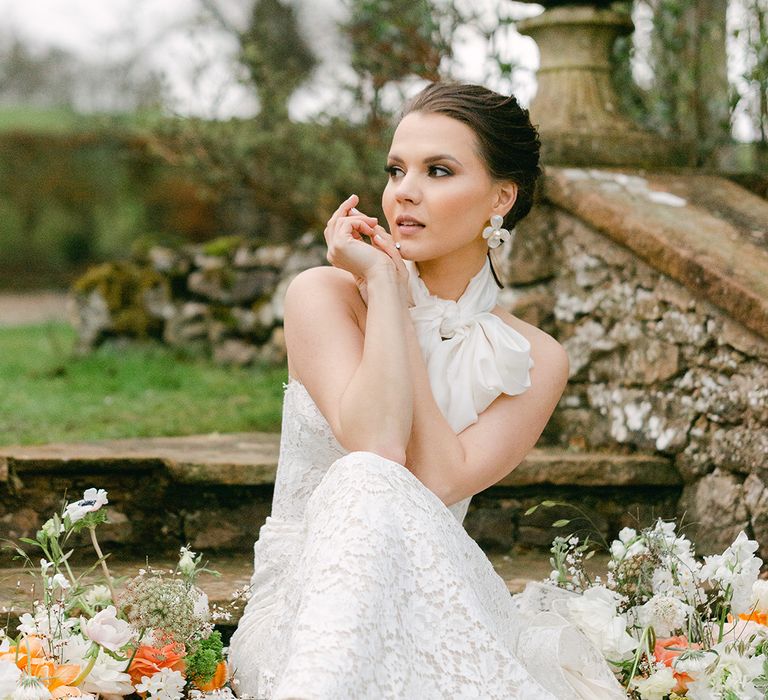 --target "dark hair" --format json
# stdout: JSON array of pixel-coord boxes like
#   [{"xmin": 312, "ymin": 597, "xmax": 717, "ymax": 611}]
[{"xmin": 399, "ymin": 82, "xmax": 541, "ymax": 231}]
